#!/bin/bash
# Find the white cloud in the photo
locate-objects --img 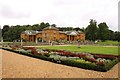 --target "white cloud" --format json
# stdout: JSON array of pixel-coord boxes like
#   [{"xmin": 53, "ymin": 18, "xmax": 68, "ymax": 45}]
[{"xmin": 0, "ymin": 0, "xmax": 119, "ymax": 31}]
